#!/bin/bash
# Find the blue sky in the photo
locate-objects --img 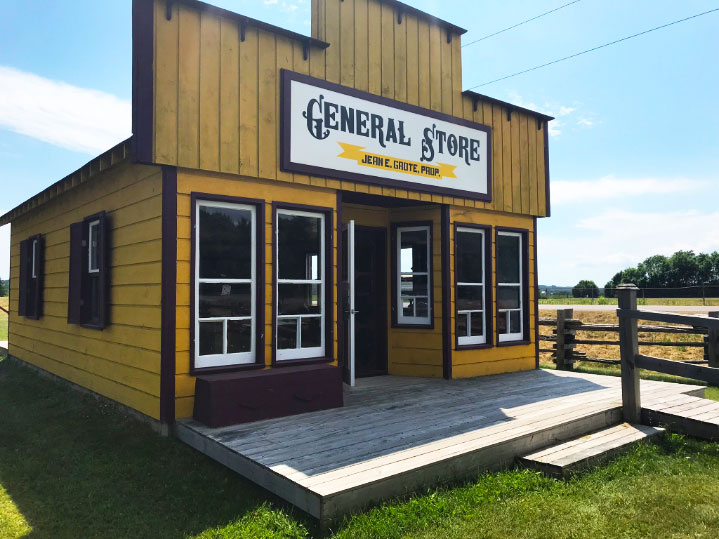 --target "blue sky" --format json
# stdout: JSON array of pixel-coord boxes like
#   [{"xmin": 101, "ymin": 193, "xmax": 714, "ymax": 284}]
[{"xmin": 1, "ymin": 0, "xmax": 718, "ymax": 286}]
